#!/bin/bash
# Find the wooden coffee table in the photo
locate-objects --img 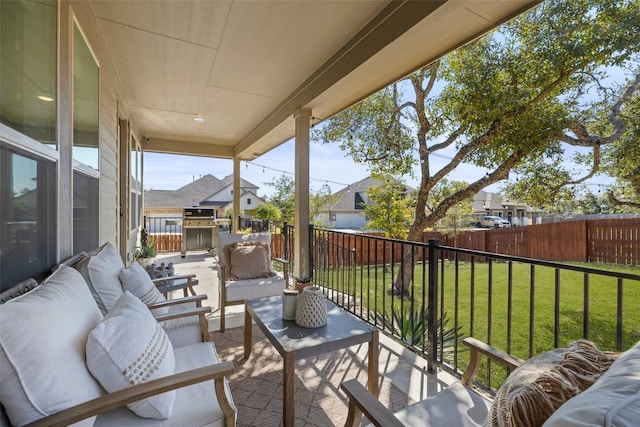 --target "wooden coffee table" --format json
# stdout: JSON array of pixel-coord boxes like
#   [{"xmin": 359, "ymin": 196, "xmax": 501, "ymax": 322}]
[{"xmin": 244, "ymin": 295, "xmax": 379, "ymax": 427}]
